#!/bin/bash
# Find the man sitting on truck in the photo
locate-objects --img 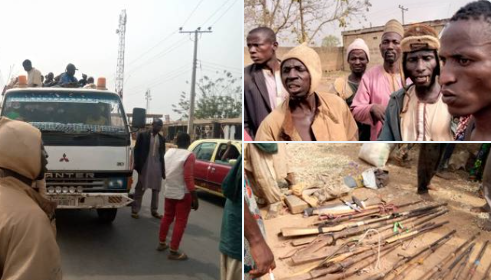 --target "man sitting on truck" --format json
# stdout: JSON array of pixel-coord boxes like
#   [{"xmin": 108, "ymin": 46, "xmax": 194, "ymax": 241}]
[
  {"xmin": 132, "ymin": 118, "xmax": 166, "ymax": 219},
  {"xmin": 58, "ymin": 63, "xmax": 79, "ymax": 87}
]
